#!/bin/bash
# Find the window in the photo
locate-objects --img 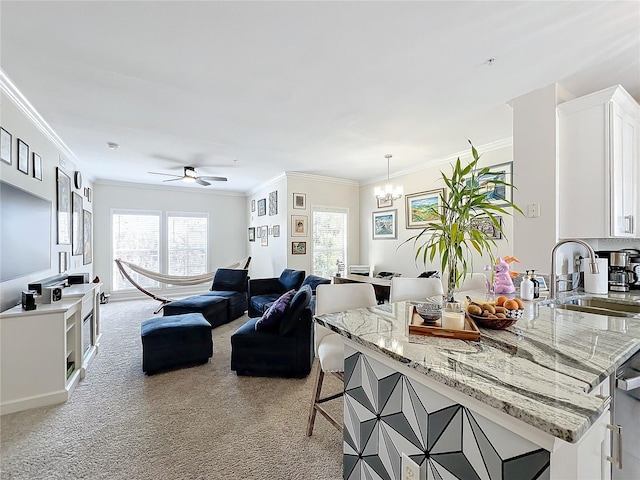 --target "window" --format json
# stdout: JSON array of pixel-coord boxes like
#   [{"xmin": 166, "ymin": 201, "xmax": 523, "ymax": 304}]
[
  {"xmin": 312, "ymin": 207, "xmax": 347, "ymax": 279},
  {"xmin": 112, "ymin": 209, "xmax": 208, "ymax": 291}
]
